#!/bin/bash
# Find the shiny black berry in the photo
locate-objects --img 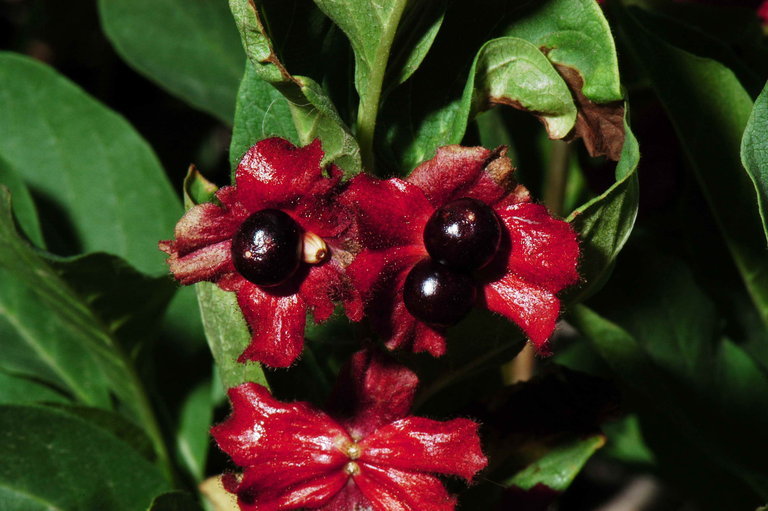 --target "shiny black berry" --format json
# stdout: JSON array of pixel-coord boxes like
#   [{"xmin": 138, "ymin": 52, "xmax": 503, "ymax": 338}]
[
  {"xmin": 231, "ymin": 209, "xmax": 302, "ymax": 287},
  {"xmin": 403, "ymin": 259, "xmax": 476, "ymax": 326},
  {"xmin": 423, "ymin": 197, "xmax": 502, "ymax": 271}
]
